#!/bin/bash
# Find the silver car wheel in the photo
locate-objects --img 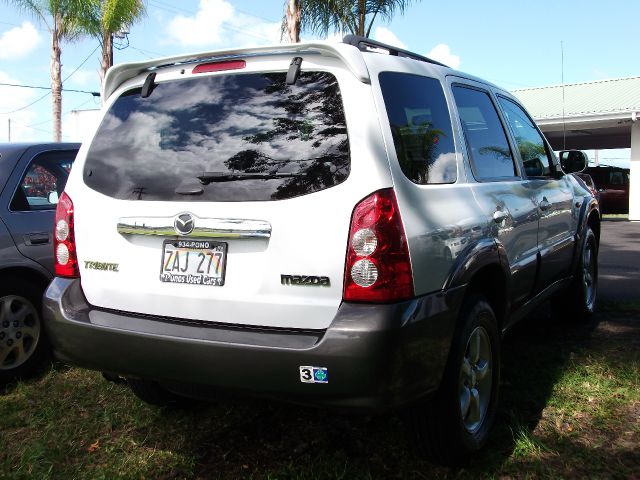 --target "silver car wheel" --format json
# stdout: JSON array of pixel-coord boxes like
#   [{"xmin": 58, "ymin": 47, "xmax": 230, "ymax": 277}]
[
  {"xmin": 0, "ymin": 295, "xmax": 40, "ymax": 370},
  {"xmin": 582, "ymin": 237, "xmax": 597, "ymax": 309},
  {"xmin": 458, "ymin": 324, "xmax": 492, "ymax": 433}
]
